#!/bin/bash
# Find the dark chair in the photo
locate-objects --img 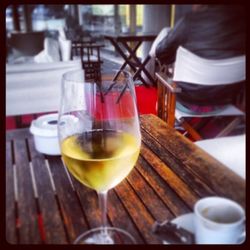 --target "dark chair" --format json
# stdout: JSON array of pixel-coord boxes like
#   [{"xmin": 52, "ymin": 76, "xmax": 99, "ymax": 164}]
[
  {"xmin": 8, "ymin": 31, "xmax": 45, "ymax": 56},
  {"xmin": 156, "ymin": 46, "xmax": 245, "ymax": 141},
  {"xmin": 71, "ymin": 41, "xmax": 104, "ymax": 81}
]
